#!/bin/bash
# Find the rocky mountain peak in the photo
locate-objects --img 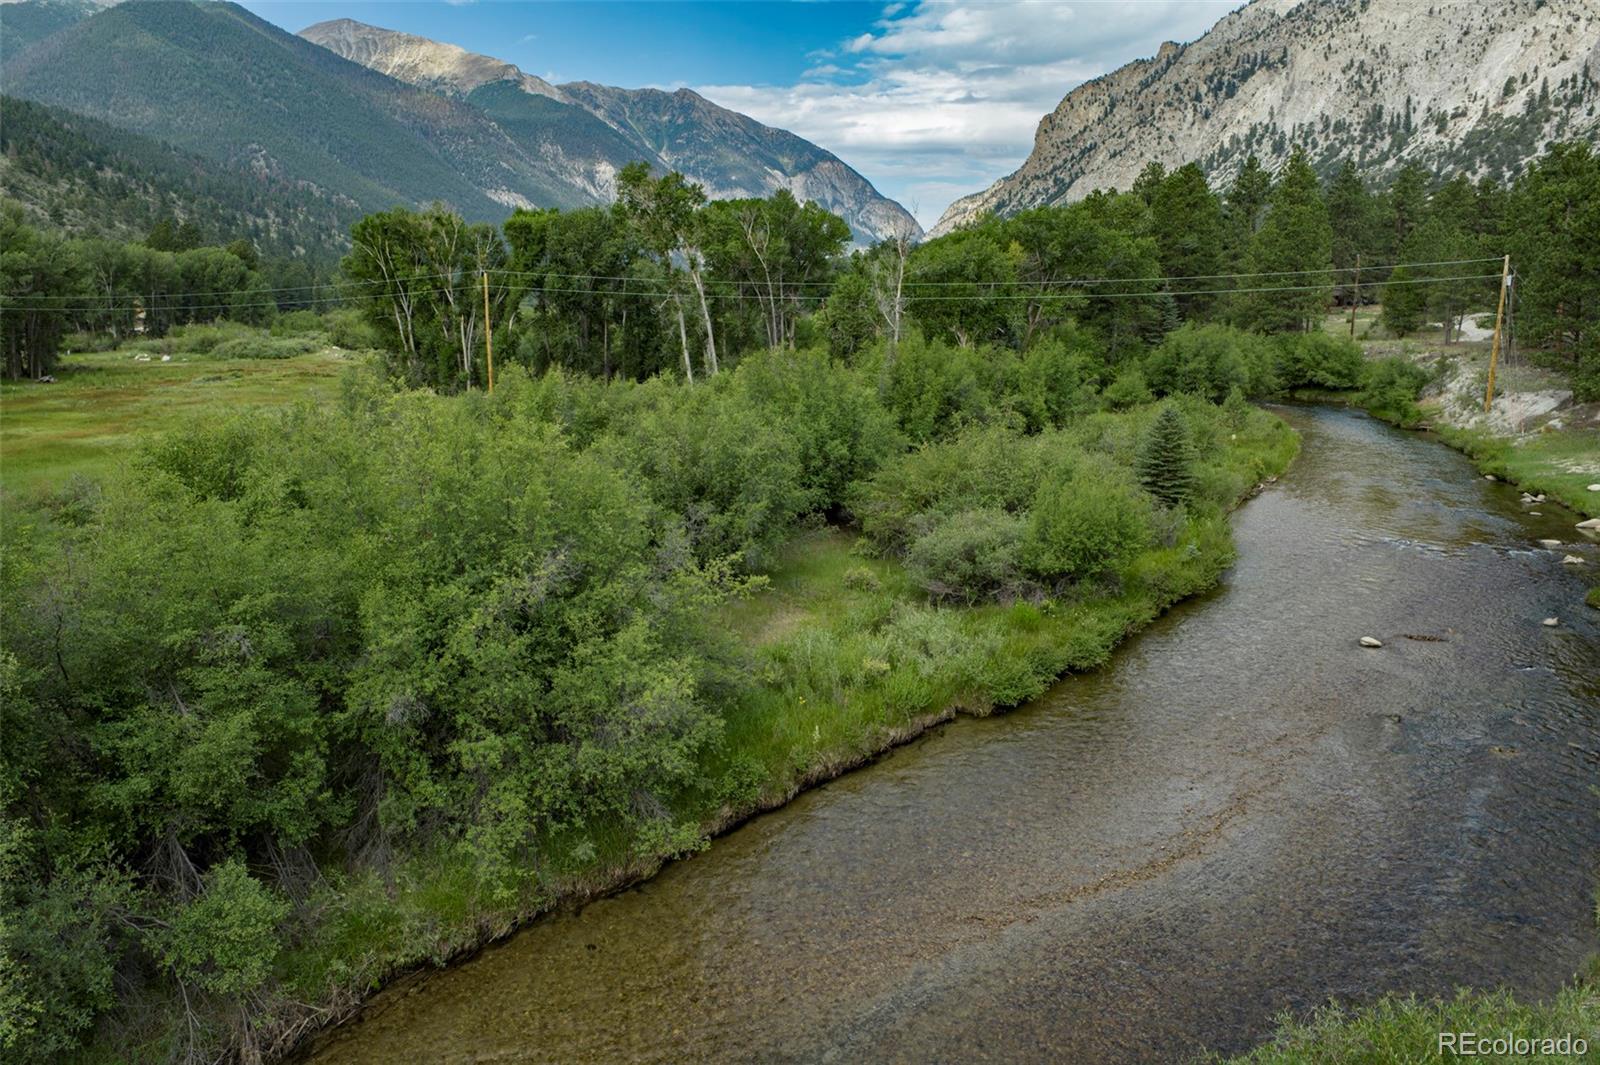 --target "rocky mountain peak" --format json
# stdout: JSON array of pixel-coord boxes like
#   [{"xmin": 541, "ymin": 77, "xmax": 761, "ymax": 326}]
[
  {"xmin": 300, "ymin": 18, "xmax": 567, "ymax": 102},
  {"xmin": 931, "ymin": 0, "xmax": 1600, "ymax": 236}
]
